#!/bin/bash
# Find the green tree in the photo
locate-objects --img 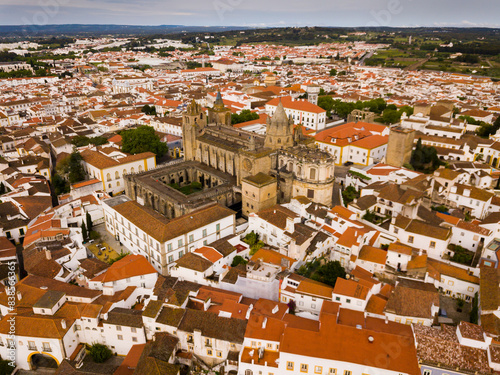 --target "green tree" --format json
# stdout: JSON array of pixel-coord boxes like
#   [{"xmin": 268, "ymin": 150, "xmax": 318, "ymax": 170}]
[
  {"xmin": 52, "ymin": 173, "xmax": 70, "ymax": 195},
  {"xmin": 86, "ymin": 212, "xmax": 93, "ymax": 232},
  {"xmin": 121, "ymin": 126, "xmax": 168, "ymax": 158},
  {"xmin": 88, "ymin": 343, "xmax": 113, "ymax": 363},
  {"xmin": 35, "ymin": 68, "xmax": 48, "ymax": 77},
  {"xmin": 317, "ymin": 96, "xmax": 335, "ymax": 116},
  {"xmin": 333, "ymin": 100, "xmax": 356, "ymax": 118},
  {"xmin": 329, "ymin": 68, "xmax": 337, "ymax": 76},
  {"xmin": 231, "ymin": 109, "xmax": 259, "ymax": 125},
  {"xmin": 243, "ymin": 231, "xmax": 264, "ymax": 255},
  {"xmin": 68, "ymin": 152, "xmax": 86, "ymax": 184},
  {"xmin": 231, "ymin": 255, "xmax": 247, "ymax": 267},
  {"xmin": 476, "ymin": 116, "xmax": 500, "ymax": 138},
  {"xmin": 311, "ymin": 260, "xmax": 346, "ymax": 287},
  {"xmin": 379, "ymin": 109, "xmax": 401, "ymax": 124},
  {"xmin": 72, "ymin": 135, "xmax": 108, "ymax": 147},
  {"xmin": 450, "ymin": 245, "xmax": 474, "ymax": 265},
  {"xmin": 81, "ymin": 222, "xmax": 87, "ymax": 241},
  {"xmin": 470, "ymin": 292, "xmax": 479, "ymax": 324},
  {"xmin": 0, "ymin": 357, "xmax": 14, "ymax": 375},
  {"xmin": 410, "ymin": 138, "xmax": 442, "ymax": 173},
  {"xmin": 342, "ymin": 186, "xmax": 359, "ymax": 205},
  {"xmin": 141, "ymin": 104, "xmax": 157, "ymax": 116}
]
